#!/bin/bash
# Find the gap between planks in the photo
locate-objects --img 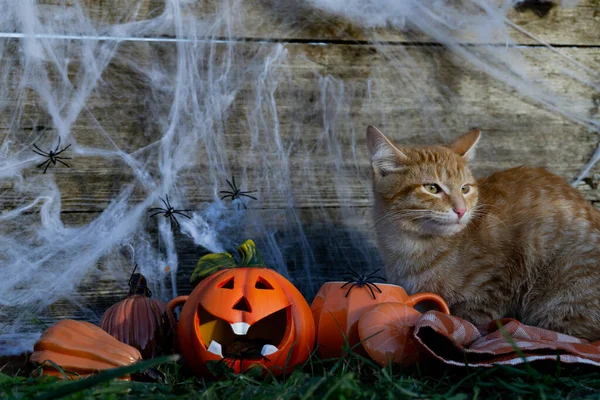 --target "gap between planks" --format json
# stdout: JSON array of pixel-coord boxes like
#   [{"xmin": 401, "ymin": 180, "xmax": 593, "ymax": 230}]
[{"xmin": 1, "ymin": 32, "xmax": 599, "ymax": 49}]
